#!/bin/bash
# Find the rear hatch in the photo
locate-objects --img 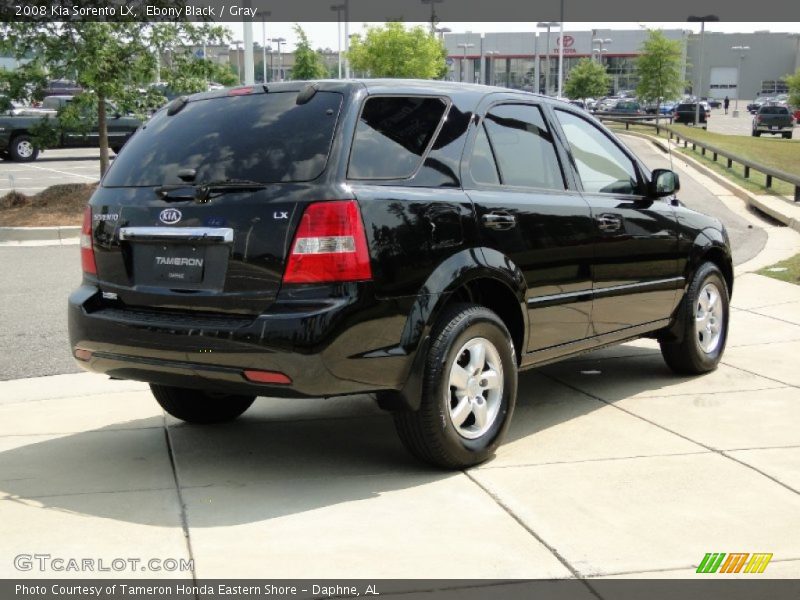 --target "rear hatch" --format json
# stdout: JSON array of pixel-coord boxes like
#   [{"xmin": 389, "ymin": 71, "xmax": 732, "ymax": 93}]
[{"xmin": 90, "ymin": 85, "xmax": 345, "ymax": 315}]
